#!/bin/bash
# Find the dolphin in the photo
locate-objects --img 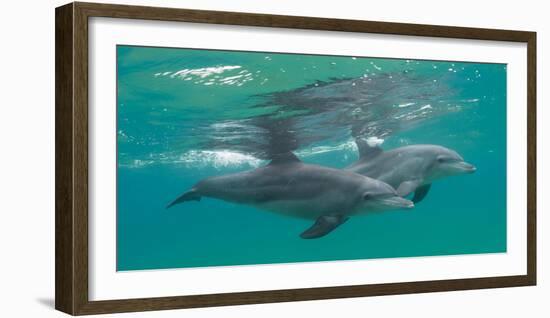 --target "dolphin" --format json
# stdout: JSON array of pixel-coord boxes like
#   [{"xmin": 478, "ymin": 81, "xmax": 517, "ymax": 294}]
[
  {"xmin": 167, "ymin": 152, "xmax": 414, "ymax": 239},
  {"xmin": 346, "ymin": 139, "xmax": 476, "ymax": 203}
]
